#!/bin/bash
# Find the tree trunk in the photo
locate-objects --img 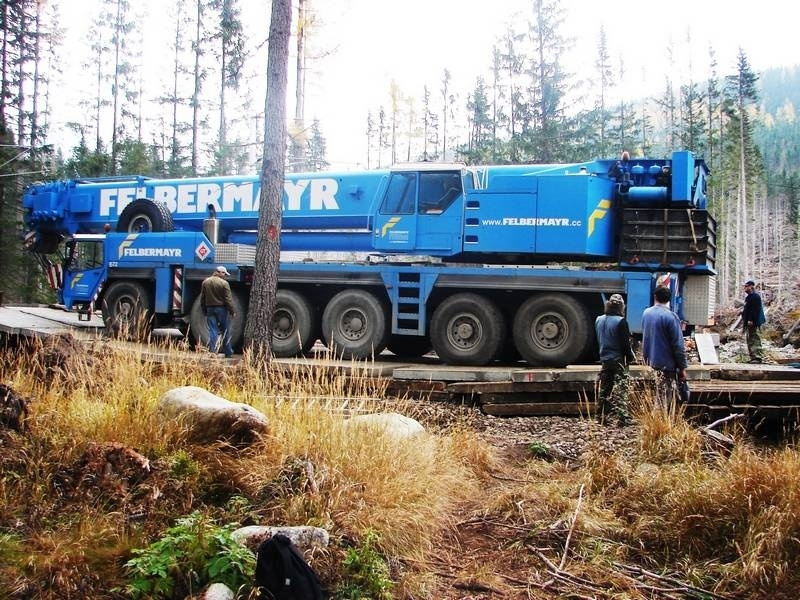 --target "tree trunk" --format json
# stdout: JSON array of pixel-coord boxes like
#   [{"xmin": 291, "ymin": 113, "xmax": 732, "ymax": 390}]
[
  {"xmin": 15, "ymin": 6, "xmax": 26, "ymax": 149},
  {"xmin": 94, "ymin": 34, "xmax": 103, "ymax": 154},
  {"xmin": 30, "ymin": 3, "xmax": 41, "ymax": 167},
  {"xmin": 111, "ymin": 0, "xmax": 122, "ymax": 173},
  {"xmin": 0, "ymin": 2, "xmax": 8, "ymax": 129},
  {"xmin": 244, "ymin": 0, "xmax": 291, "ymax": 366},
  {"xmin": 191, "ymin": 0, "xmax": 202, "ymax": 176},
  {"xmin": 219, "ymin": 37, "xmax": 227, "ymax": 174},
  {"xmin": 169, "ymin": 1, "xmax": 183, "ymax": 175},
  {"xmin": 290, "ymin": 0, "xmax": 306, "ymax": 172}
]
